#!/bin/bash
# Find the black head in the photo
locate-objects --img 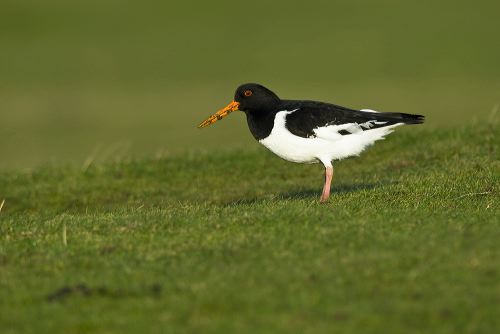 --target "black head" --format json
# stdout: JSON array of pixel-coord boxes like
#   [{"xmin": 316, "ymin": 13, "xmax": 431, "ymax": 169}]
[
  {"xmin": 197, "ymin": 83, "xmax": 280, "ymax": 129},
  {"xmin": 234, "ymin": 83, "xmax": 281, "ymax": 114}
]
